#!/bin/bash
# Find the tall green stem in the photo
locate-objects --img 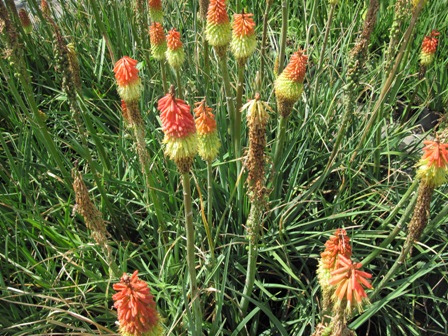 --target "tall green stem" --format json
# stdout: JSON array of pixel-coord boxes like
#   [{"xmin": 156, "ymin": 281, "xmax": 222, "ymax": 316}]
[
  {"xmin": 258, "ymin": 1, "xmax": 272, "ymax": 90},
  {"xmin": 182, "ymin": 173, "xmax": 202, "ymax": 335},
  {"xmin": 207, "ymin": 161, "xmax": 213, "ymax": 240},
  {"xmin": 175, "ymin": 68, "xmax": 183, "ymax": 99},
  {"xmin": 160, "ymin": 60, "xmax": 168, "ymax": 93},
  {"xmin": 239, "ymin": 203, "xmax": 263, "ymax": 315},
  {"xmin": 277, "ymin": 0, "xmax": 289, "ymax": 75},
  {"xmin": 272, "ymin": 115, "xmax": 289, "ymax": 200},
  {"xmin": 317, "ymin": 4, "xmax": 336, "ymax": 72}
]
